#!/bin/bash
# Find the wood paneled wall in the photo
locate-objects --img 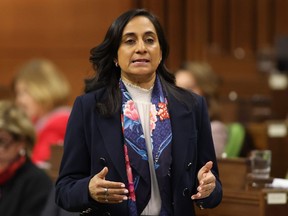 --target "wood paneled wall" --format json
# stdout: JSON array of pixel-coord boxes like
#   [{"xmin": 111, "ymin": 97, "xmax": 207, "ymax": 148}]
[
  {"xmin": 1, "ymin": 0, "xmax": 287, "ymax": 121},
  {"xmin": 0, "ymin": 0, "xmax": 137, "ymax": 103}
]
